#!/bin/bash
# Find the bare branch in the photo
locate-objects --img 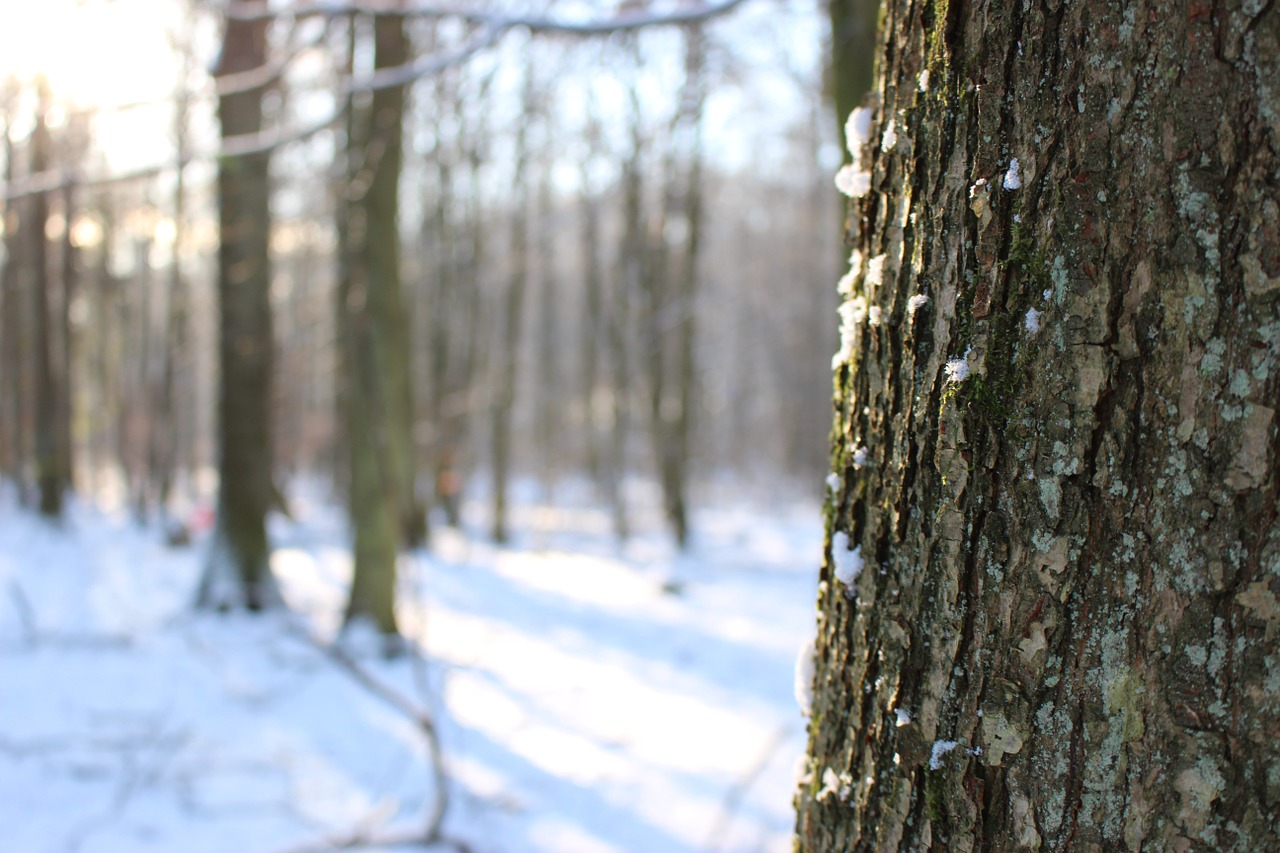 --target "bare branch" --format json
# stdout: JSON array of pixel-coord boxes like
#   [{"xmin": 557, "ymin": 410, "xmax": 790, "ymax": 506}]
[
  {"xmin": 2, "ymin": 0, "xmax": 749, "ymax": 200},
  {"xmin": 216, "ymin": 0, "xmax": 751, "ymax": 33},
  {"xmin": 281, "ymin": 618, "xmax": 451, "ymax": 846}
]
